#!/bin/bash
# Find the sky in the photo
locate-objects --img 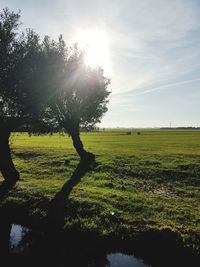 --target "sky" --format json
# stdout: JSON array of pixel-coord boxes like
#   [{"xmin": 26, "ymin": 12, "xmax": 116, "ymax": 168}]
[{"xmin": 1, "ymin": 0, "xmax": 200, "ymax": 128}]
